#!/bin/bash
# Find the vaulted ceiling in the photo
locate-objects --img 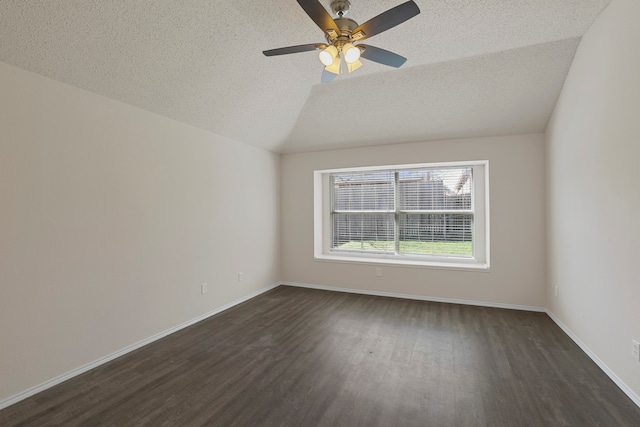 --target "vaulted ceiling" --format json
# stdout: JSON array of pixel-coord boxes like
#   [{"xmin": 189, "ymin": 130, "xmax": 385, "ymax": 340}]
[{"xmin": 0, "ymin": 0, "xmax": 611, "ymax": 153}]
